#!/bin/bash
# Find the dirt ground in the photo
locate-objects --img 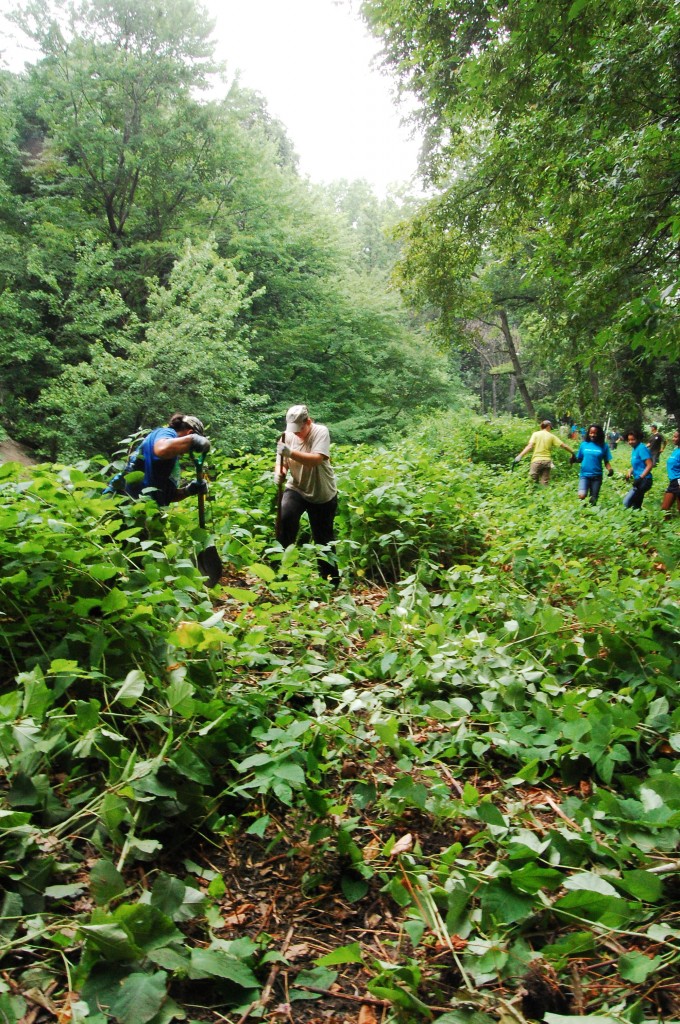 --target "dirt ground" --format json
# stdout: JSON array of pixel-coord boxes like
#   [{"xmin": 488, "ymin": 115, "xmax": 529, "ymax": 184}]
[{"xmin": 0, "ymin": 436, "xmax": 36, "ymax": 466}]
